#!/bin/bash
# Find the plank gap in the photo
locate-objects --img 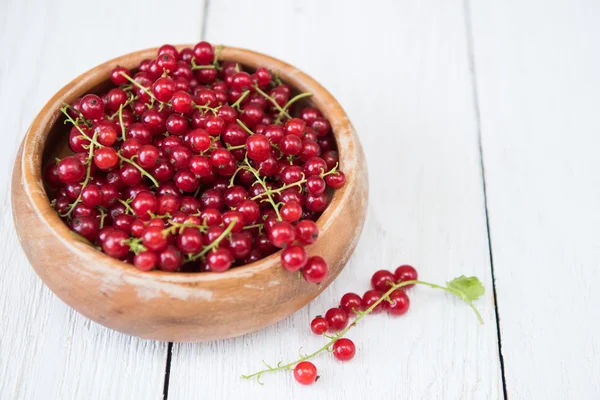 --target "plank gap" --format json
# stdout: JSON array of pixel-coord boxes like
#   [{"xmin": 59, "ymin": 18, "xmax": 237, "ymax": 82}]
[
  {"xmin": 200, "ymin": 0, "xmax": 211, "ymax": 41},
  {"xmin": 162, "ymin": 342, "xmax": 174, "ymax": 400},
  {"xmin": 463, "ymin": 0, "xmax": 508, "ymax": 397}
]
